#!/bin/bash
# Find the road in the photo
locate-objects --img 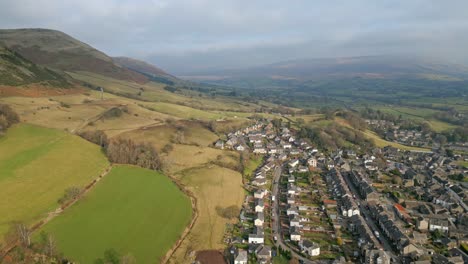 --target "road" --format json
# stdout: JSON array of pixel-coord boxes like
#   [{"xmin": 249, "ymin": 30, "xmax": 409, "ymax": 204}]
[
  {"xmin": 271, "ymin": 164, "xmax": 316, "ymax": 264},
  {"xmin": 341, "ymin": 172, "xmax": 400, "ymax": 263}
]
